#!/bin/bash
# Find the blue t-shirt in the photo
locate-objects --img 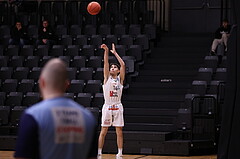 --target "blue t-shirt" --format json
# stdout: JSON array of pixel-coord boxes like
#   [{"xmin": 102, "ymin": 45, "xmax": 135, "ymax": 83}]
[{"xmin": 14, "ymin": 97, "xmax": 97, "ymax": 159}]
